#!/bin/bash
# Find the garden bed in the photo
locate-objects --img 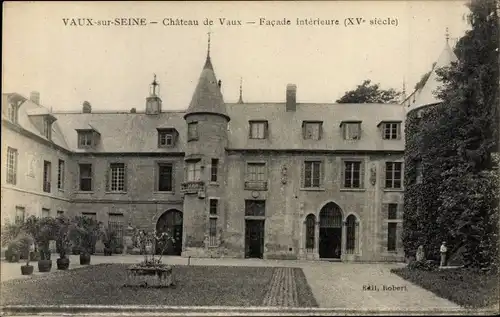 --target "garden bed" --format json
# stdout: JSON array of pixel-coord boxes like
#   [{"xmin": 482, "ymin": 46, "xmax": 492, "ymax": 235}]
[
  {"xmin": 391, "ymin": 267, "xmax": 499, "ymax": 308},
  {"xmin": 1, "ymin": 264, "xmax": 317, "ymax": 307}
]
